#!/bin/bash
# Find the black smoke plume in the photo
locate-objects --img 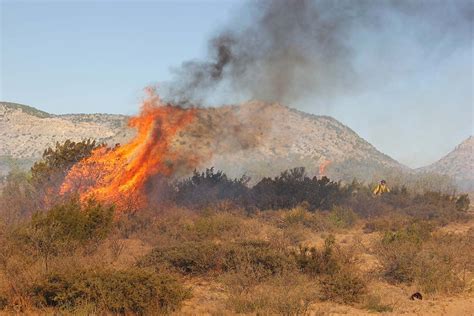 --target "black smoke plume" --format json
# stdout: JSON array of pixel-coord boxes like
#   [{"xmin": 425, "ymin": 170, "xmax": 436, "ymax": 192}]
[{"xmin": 163, "ymin": 0, "xmax": 472, "ymax": 106}]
